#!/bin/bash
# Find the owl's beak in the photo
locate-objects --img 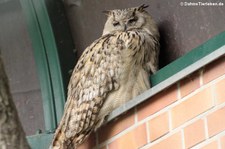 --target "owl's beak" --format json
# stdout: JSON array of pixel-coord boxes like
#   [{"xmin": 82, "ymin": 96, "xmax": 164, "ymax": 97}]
[{"xmin": 124, "ymin": 25, "xmax": 127, "ymax": 31}]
